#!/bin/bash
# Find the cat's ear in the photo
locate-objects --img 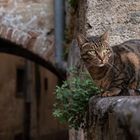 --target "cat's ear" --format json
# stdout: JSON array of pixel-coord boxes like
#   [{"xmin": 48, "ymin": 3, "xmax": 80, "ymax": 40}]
[
  {"xmin": 100, "ymin": 31, "xmax": 109, "ymax": 43},
  {"xmin": 77, "ymin": 34, "xmax": 88, "ymax": 47}
]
